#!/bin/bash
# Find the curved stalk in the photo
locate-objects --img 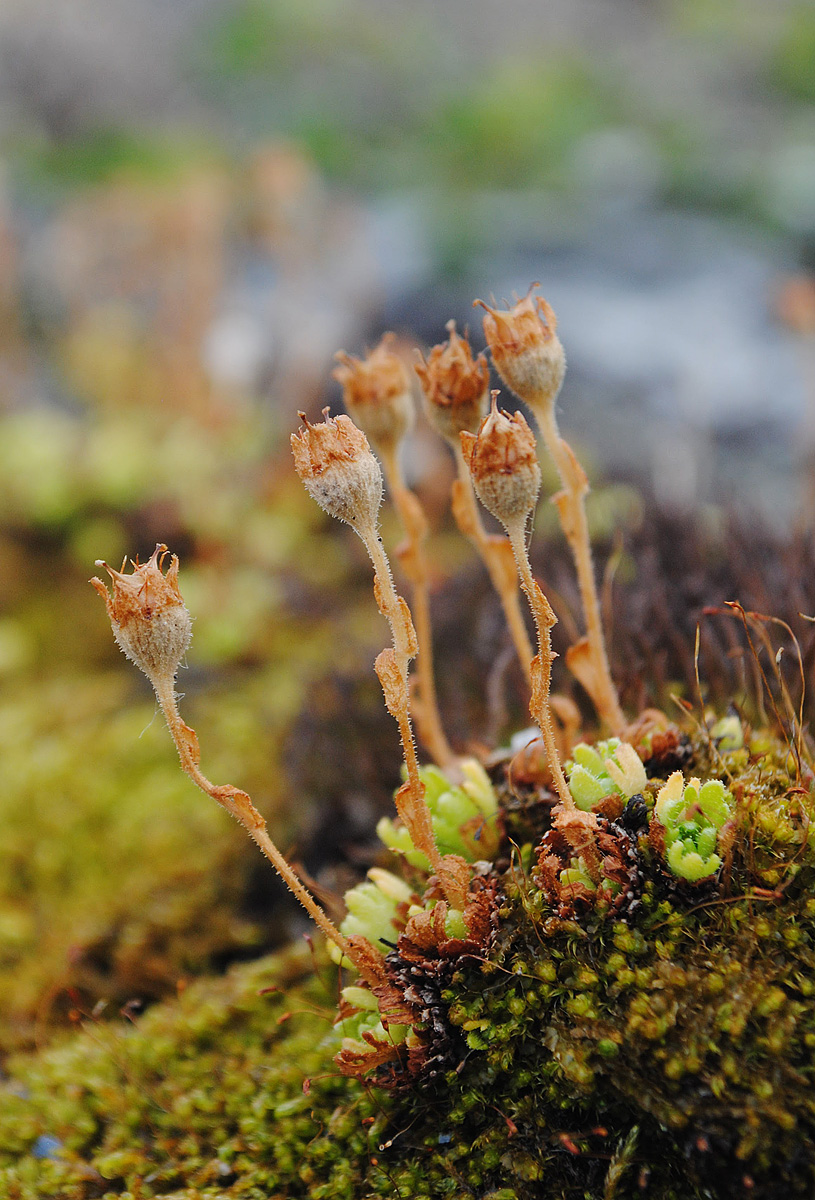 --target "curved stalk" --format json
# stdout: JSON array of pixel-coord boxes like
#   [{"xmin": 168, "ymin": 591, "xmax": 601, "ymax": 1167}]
[
  {"xmin": 503, "ymin": 522, "xmax": 575, "ymax": 811},
  {"xmin": 378, "ymin": 443, "xmax": 455, "ymax": 768},
  {"xmin": 355, "ymin": 518, "xmax": 468, "ymax": 909},
  {"xmin": 535, "ymin": 404, "xmax": 625, "ymax": 735},
  {"xmin": 152, "ymin": 677, "xmax": 384, "ymax": 987},
  {"xmin": 451, "ymin": 443, "xmax": 534, "ymax": 685}
]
